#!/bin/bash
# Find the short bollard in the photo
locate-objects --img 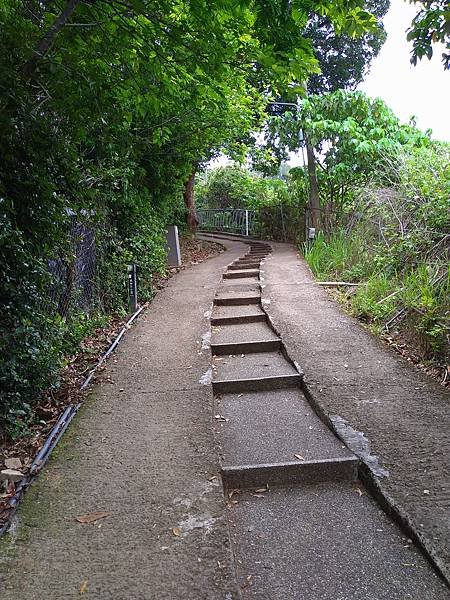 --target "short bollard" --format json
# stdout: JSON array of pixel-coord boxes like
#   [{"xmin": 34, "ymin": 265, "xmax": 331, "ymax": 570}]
[
  {"xmin": 127, "ymin": 263, "xmax": 138, "ymax": 313},
  {"xmin": 165, "ymin": 225, "xmax": 181, "ymax": 267}
]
